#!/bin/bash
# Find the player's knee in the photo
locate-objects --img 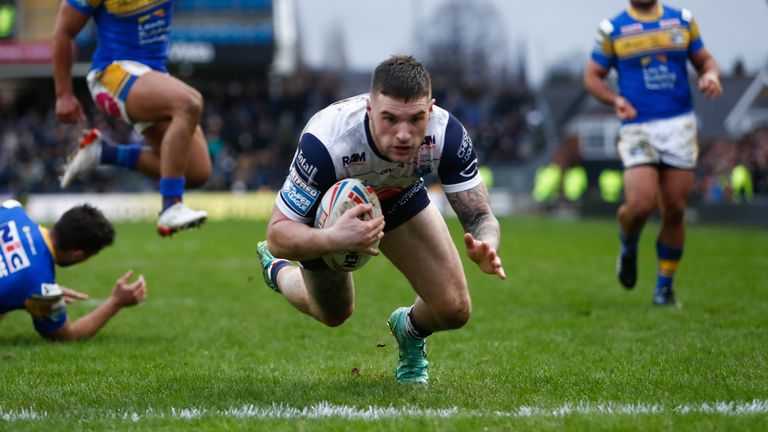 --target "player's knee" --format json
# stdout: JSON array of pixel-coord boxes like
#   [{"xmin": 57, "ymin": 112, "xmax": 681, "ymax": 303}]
[
  {"xmin": 626, "ymin": 197, "xmax": 655, "ymax": 218},
  {"xmin": 662, "ymin": 204, "xmax": 686, "ymax": 225},
  {"xmin": 175, "ymin": 89, "xmax": 204, "ymax": 122},
  {"xmin": 438, "ymin": 298, "xmax": 472, "ymax": 330},
  {"xmin": 185, "ymin": 166, "xmax": 211, "ymax": 188},
  {"xmin": 319, "ymin": 306, "xmax": 354, "ymax": 328}
]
